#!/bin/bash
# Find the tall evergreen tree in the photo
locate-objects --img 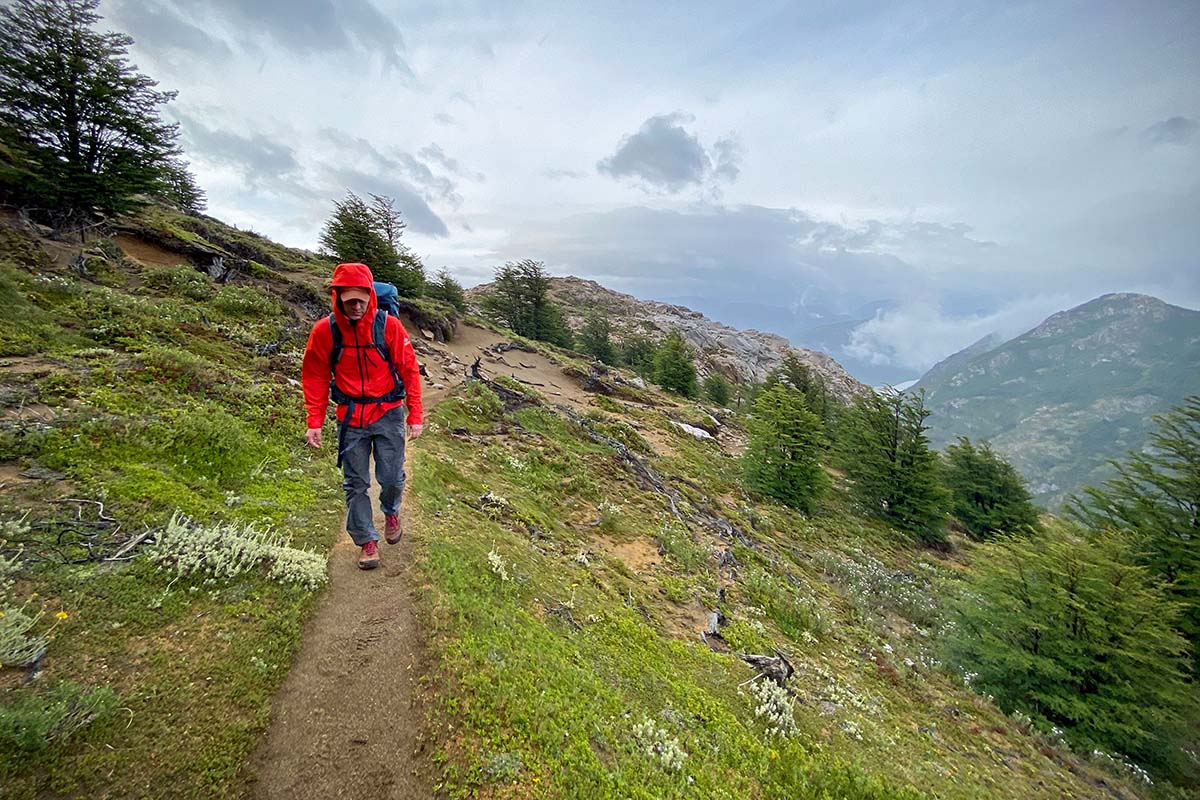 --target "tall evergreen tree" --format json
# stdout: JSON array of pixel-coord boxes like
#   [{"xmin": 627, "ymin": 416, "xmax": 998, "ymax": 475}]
[
  {"xmin": 945, "ymin": 526, "xmax": 1196, "ymax": 782},
  {"xmin": 765, "ymin": 354, "xmax": 832, "ymax": 421},
  {"xmin": 1068, "ymin": 396, "xmax": 1200, "ymax": 675},
  {"xmin": 744, "ymin": 384, "xmax": 827, "ymax": 513},
  {"xmin": 319, "ymin": 192, "xmax": 396, "ymax": 271},
  {"xmin": 942, "ymin": 437, "xmax": 1040, "ymax": 539},
  {"xmin": 155, "ymin": 157, "xmax": 205, "ymax": 215},
  {"xmin": 425, "ymin": 268, "xmax": 466, "ymax": 311},
  {"xmin": 619, "ymin": 334, "xmax": 659, "ymax": 378},
  {"xmin": 839, "ymin": 389, "xmax": 948, "ymax": 546},
  {"xmin": 653, "ymin": 330, "xmax": 699, "ymax": 398},
  {"xmin": 578, "ymin": 313, "xmax": 616, "ymax": 365},
  {"xmin": 483, "ymin": 260, "xmax": 573, "ymax": 347},
  {"xmin": 0, "ymin": 0, "xmax": 181, "ymax": 224}
]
